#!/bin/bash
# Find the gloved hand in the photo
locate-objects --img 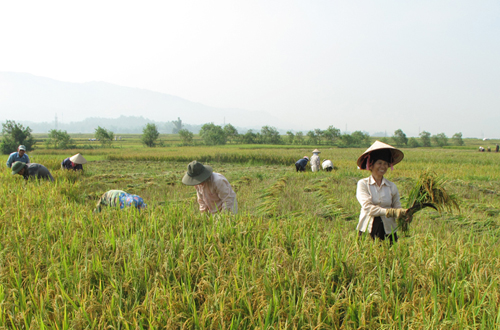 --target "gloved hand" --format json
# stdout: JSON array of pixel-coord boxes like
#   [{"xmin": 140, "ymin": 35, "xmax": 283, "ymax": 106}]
[{"xmin": 385, "ymin": 208, "xmax": 407, "ymax": 219}]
